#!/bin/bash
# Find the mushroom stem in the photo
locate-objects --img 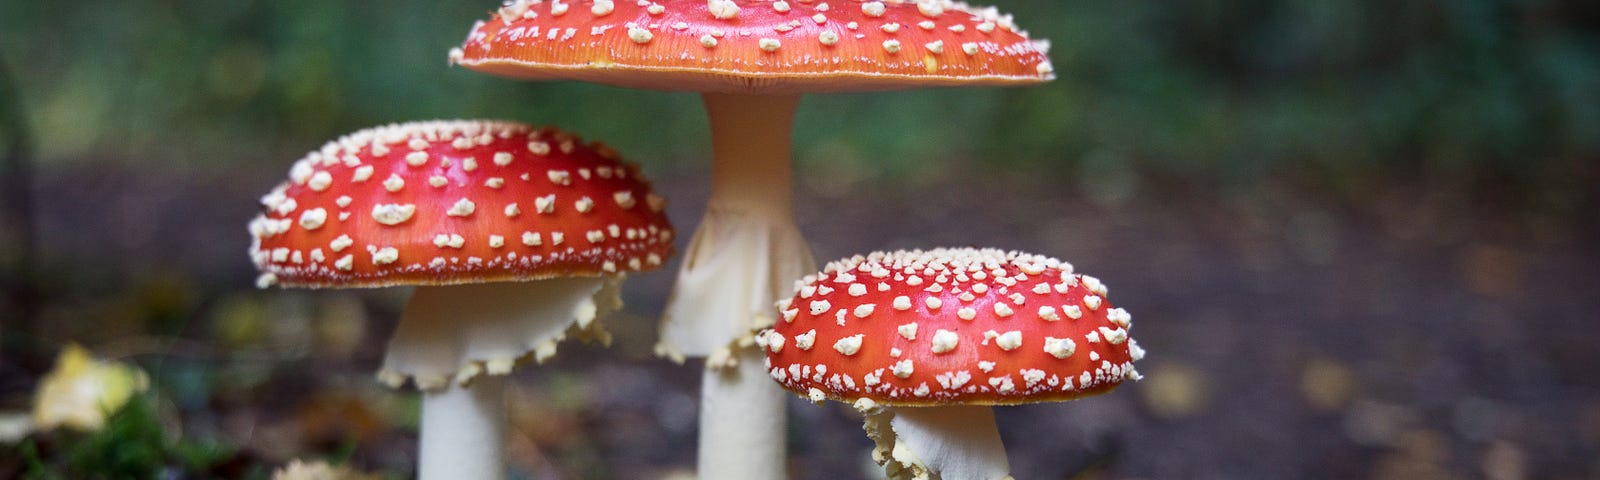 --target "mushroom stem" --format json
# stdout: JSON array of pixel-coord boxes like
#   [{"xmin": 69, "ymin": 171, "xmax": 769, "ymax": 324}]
[
  {"xmin": 381, "ymin": 278, "xmax": 622, "ymax": 479},
  {"xmin": 419, "ymin": 376, "xmax": 507, "ymax": 480},
  {"xmin": 698, "ymin": 345, "xmax": 789, "ymax": 479},
  {"xmin": 703, "ymin": 93, "xmax": 799, "ymax": 218},
  {"xmin": 659, "ymin": 93, "xmax": 813, "ymax": 479},
  {"xmin": 866, "ymin": 406, "xmax": 1011, "ymax": 480}
]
